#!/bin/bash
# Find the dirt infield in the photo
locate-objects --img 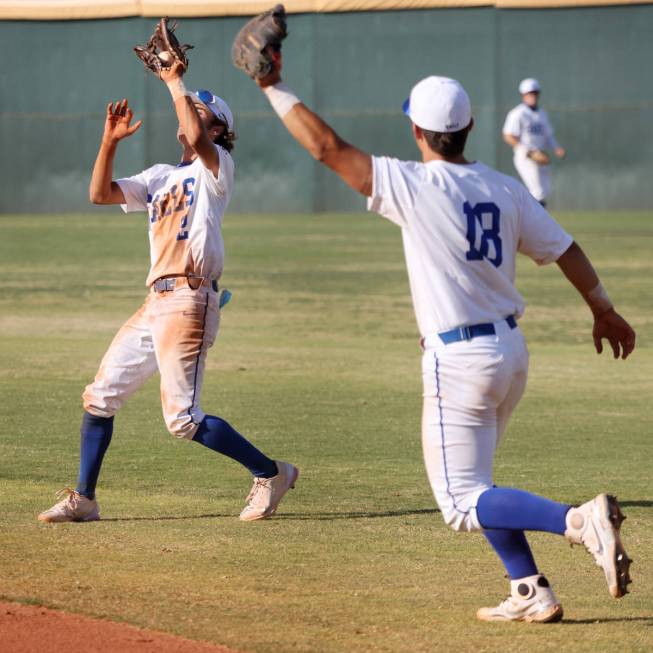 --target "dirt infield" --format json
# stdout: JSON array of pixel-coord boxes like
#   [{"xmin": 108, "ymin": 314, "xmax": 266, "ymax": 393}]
[{"xmin": 0, "ymin": 602, "xmax": 240, "ymax": 653}]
